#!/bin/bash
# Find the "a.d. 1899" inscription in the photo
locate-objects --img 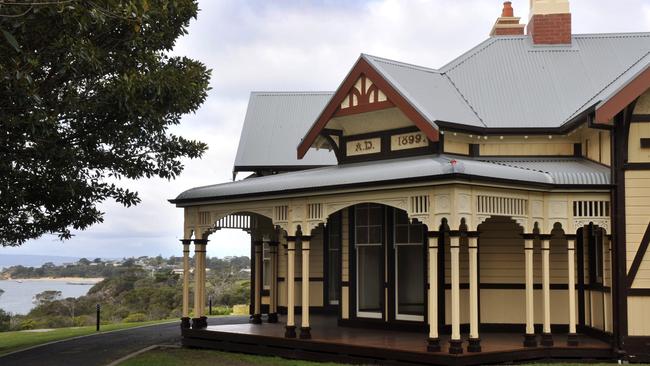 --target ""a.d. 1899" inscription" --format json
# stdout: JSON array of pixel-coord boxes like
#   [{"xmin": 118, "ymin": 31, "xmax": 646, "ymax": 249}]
[
  {"xmin": 391, "ymin": 131, "xmax": 428, "ymax": 151},
  {"xmin": 346, "ymin": 137, "xmax": 381, "ymax": 156}
]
